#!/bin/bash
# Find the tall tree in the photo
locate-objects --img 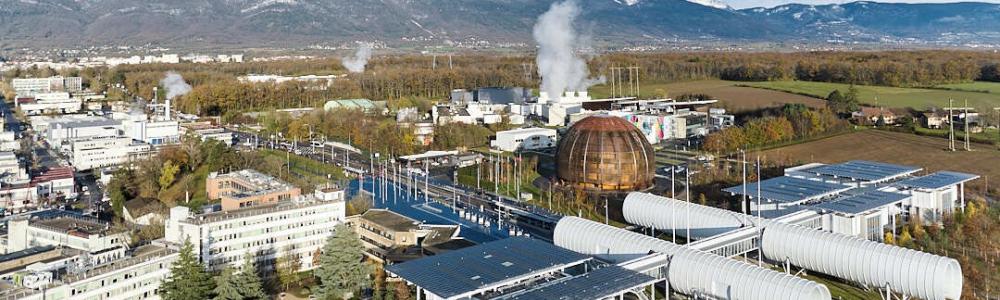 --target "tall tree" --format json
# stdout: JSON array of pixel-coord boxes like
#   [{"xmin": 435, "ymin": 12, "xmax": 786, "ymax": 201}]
[
  {"xmin": 213, "ymin": 267, "xmax": 243, "ymax": 300},
  {"xmin": 234, "ymin": 254, "xmax": 268, "ymax": 300},
  {"xmin": 160, "ymin": 239, "xmax": 215, "ymax": 300},
  {"xmin": 315, "ymin": 224, "xmax": 371, "ymax": 300},
  {"xmin": 276, "ymin": 247, "xmax": 302, "ymax": 292}
]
